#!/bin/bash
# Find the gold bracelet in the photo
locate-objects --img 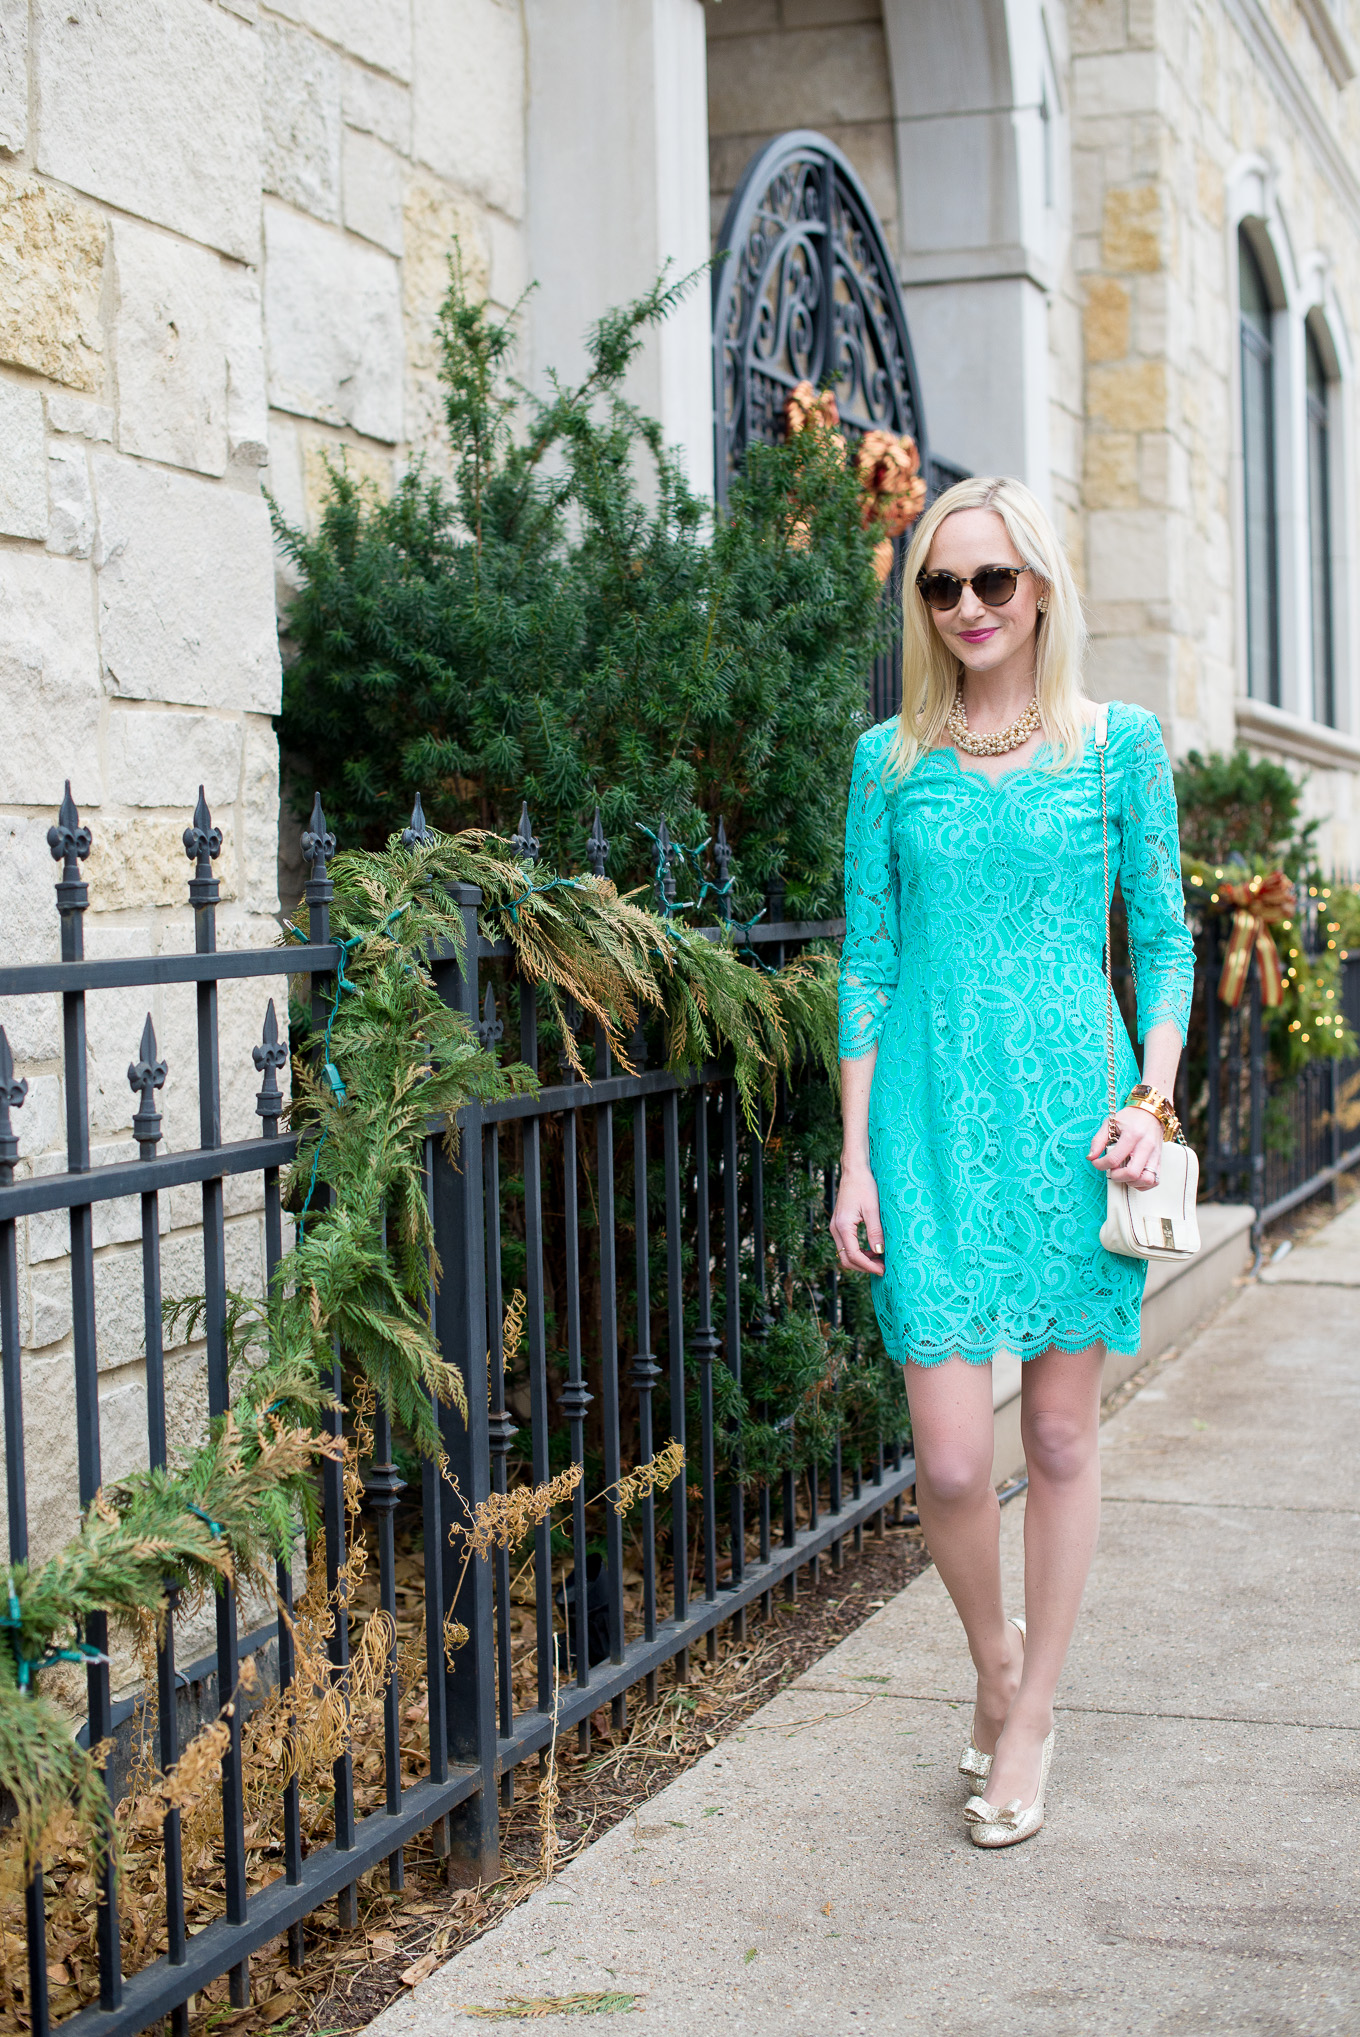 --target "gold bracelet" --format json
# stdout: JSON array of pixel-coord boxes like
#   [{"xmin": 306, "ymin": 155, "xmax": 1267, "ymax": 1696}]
[{"xmin": 1124, "ymin": 1083, "xmax": 1180, "ymax": 1141}]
